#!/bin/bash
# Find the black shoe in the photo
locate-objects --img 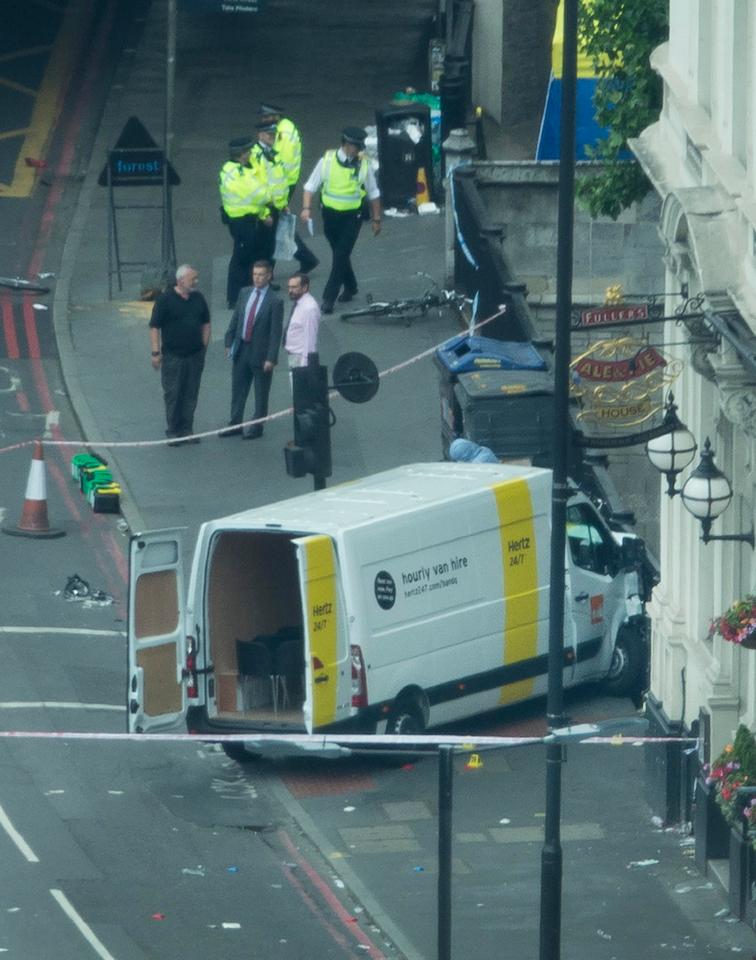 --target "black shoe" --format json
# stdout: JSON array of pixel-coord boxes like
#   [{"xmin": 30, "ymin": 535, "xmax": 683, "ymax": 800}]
[
  {"xmin": 242, "ymin": 429, "xmax": 262, "ymax": 440},
  {"xmin": 338, "ymin": 289, "xmax": 357, "ymax": 303},
  {"xmin": 297, "ymin": 254, "xmax": 320, "ymax": 274},
  {"xmin": 321, "ymin": 301, "xmax": 334, "ymax": 315},
  {"xmin": 219, "ymin": 425, "xmax": 242, "ymax": 437}
]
